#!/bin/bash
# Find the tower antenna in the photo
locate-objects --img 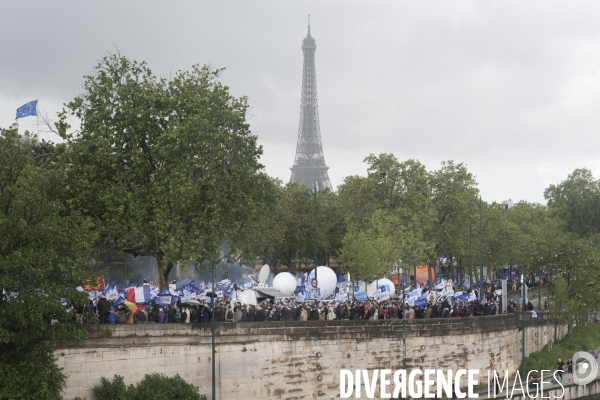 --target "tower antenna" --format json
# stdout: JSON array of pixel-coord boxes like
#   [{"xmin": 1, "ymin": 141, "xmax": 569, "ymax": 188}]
[{"xmin": 308, "ymin": 14, "xmax": 310, "ymax": 34}]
